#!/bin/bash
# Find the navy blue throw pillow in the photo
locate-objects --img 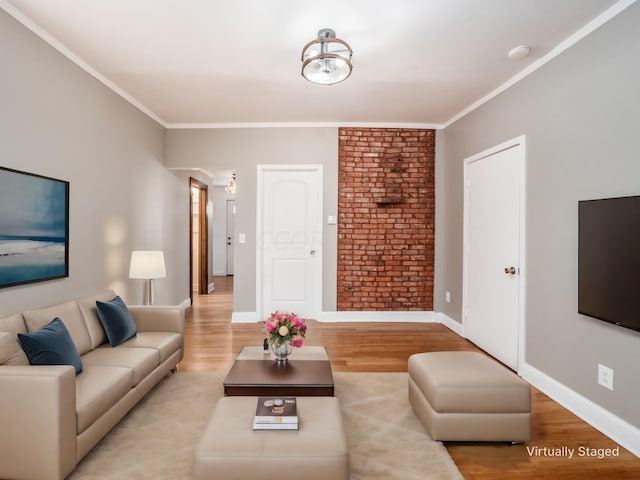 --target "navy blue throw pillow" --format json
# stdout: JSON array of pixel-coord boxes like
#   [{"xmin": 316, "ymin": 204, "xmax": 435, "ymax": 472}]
[
  {"xmin": 95, "ymin": 296, "xmax": 137, "ymax": 347},
  {"xmin": 17, "ymin": 318, "xmax": 83, "ymax": 374}
]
